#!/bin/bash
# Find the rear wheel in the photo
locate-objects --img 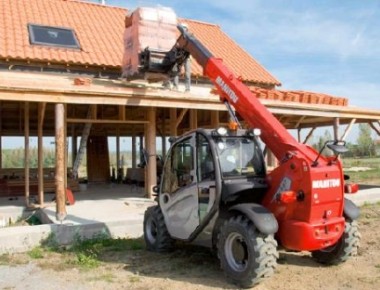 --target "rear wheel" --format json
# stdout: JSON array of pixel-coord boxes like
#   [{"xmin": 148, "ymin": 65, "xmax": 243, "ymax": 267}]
[
  {"xmin": 217, "ymin": 215, "xmax": 278, "ymax": 288},
  {"xmin": 143, "ymin": 206, "xmax": 174, "ymax": 252},
  {"xmin": 312, "ymin": 220, "xmax": 360, "ymax": 265}
]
